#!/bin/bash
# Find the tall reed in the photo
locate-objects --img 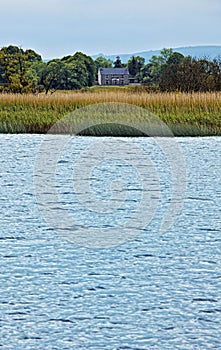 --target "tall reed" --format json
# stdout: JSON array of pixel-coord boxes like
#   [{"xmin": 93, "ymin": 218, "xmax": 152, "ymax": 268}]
[{"xmin": 0, "ymin": 90, "xmax": 220, "ymax": 135}]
